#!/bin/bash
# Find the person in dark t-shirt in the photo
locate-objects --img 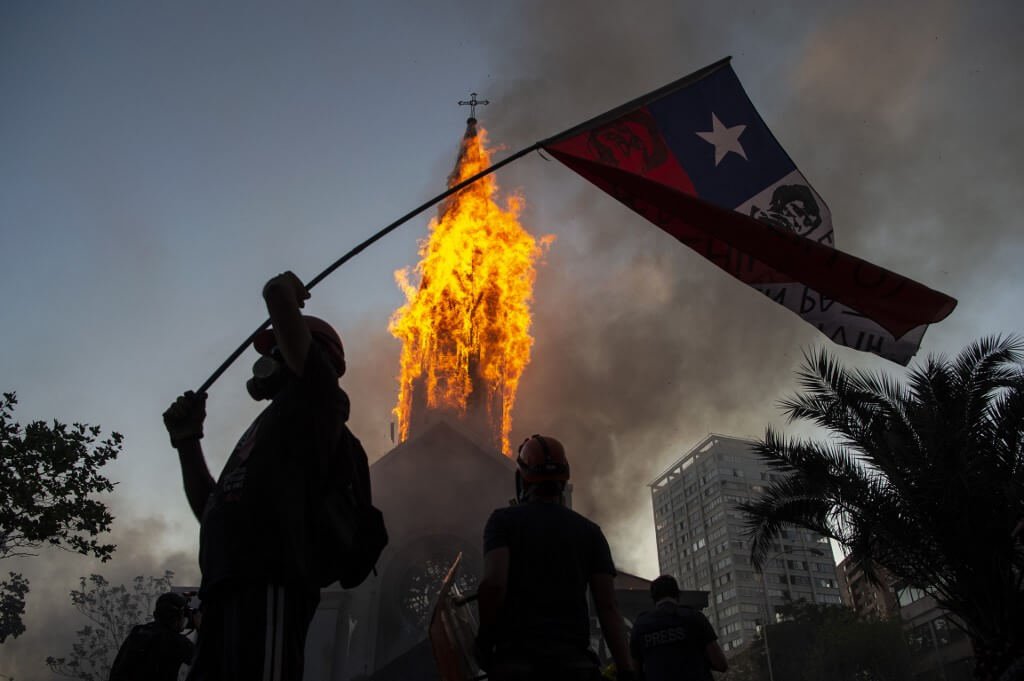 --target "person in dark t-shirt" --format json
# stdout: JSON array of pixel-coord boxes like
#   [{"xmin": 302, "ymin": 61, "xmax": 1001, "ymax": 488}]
[
  {"xmin": 476, "ymin": 434, "xmax": 635, "ymax": 681},
  {"xmin": 108, "ymin": 592, "xmax": 195, "ymax": 681},
  {"xmin": 164, "ymin": 270, "xmax": 365, "ymax": 681},
  {"xmin": 630, "ymin": 575, "xmax": 728, "ymax": 681}
]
